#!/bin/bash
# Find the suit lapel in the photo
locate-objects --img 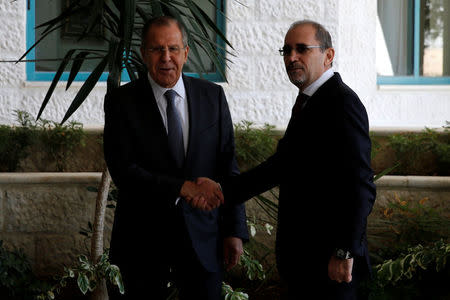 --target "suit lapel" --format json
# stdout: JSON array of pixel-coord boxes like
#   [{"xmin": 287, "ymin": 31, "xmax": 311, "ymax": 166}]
[
  {"xmin": 134, "ymin": 76, "xmax": 168, "ymax": 142},
  {"xmin": 183, "ymin": 75, "xmax": 200, "ymax": 172}
]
